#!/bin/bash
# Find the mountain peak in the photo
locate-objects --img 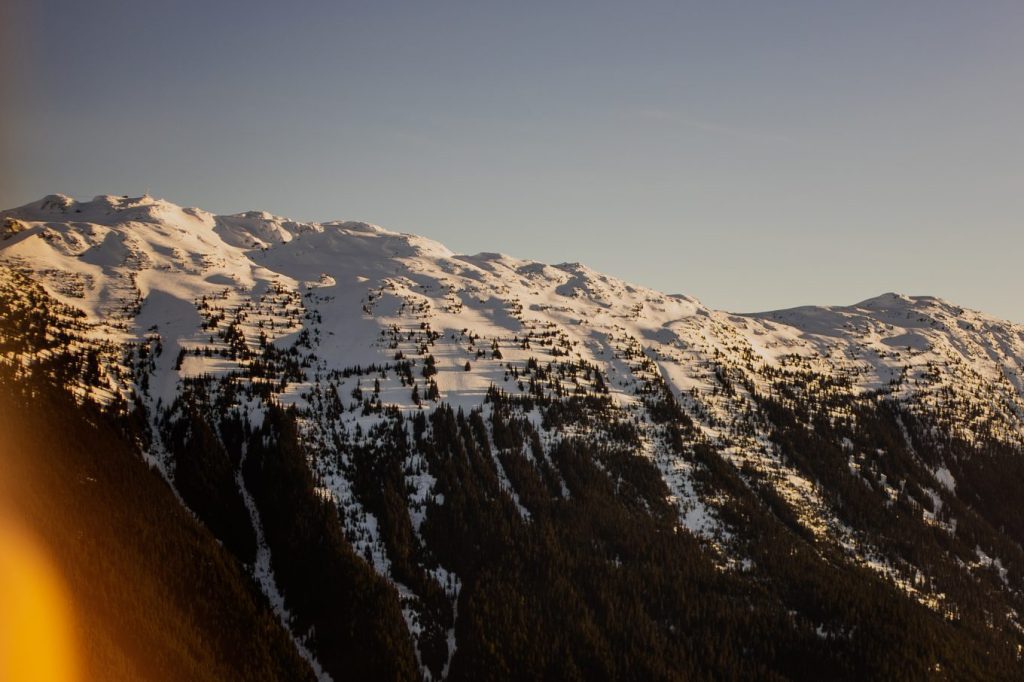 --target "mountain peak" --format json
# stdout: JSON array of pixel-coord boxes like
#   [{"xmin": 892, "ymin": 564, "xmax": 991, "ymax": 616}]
[
  {"xmin": 855, "ymin": 291, "xmax": 949, "ymax": 310},
  {"xmin": 4, "ymin": 192, "xmax": 1024, "ymax": 680}
]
